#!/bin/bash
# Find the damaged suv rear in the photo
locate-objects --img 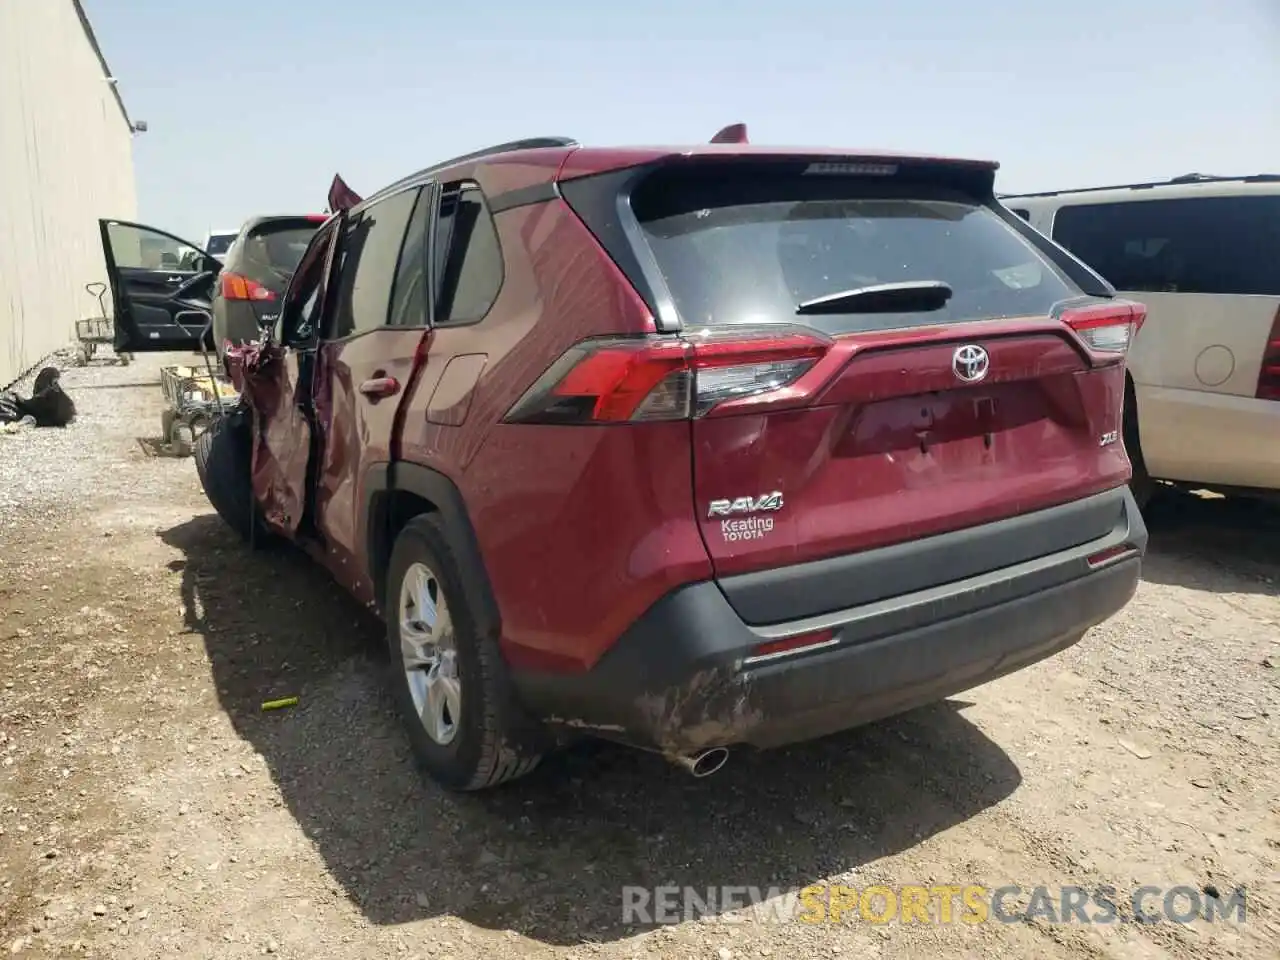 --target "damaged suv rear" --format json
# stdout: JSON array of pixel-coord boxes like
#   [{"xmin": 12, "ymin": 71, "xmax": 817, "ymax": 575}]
[{"xmin": 195, "ymin": 130, "xmax": 1148, "ymax": 790}]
